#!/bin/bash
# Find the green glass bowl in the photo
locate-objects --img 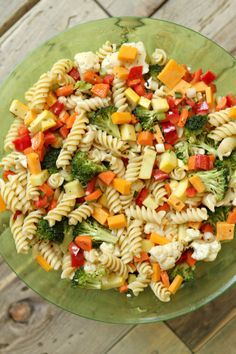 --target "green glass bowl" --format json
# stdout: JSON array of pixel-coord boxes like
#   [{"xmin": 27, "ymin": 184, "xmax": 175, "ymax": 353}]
[{"xmin": 0, "ymin": 17, "xmax": 235, "ymax": 324}]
